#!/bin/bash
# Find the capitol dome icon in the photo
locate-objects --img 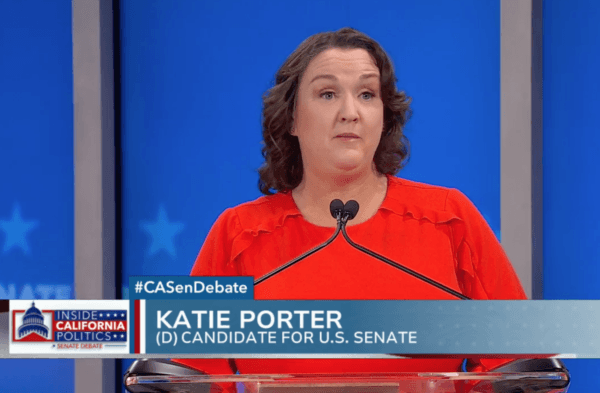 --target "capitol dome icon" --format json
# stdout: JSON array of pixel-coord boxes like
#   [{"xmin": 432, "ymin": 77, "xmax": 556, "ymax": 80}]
[{"xmin": 18, "ymin": 302, "xmax": 50, "ymax": 340}]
